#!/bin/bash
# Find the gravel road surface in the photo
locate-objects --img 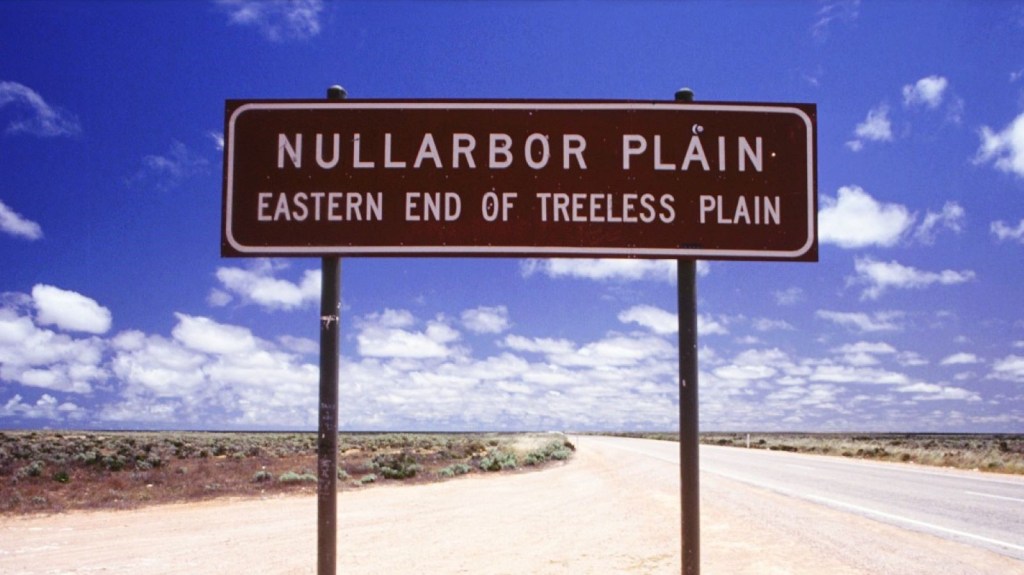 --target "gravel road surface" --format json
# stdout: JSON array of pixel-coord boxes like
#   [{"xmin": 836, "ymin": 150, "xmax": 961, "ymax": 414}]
[{"xmin": 2, "ymin": 435, "xmax": 1022, "ymax": 574}]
